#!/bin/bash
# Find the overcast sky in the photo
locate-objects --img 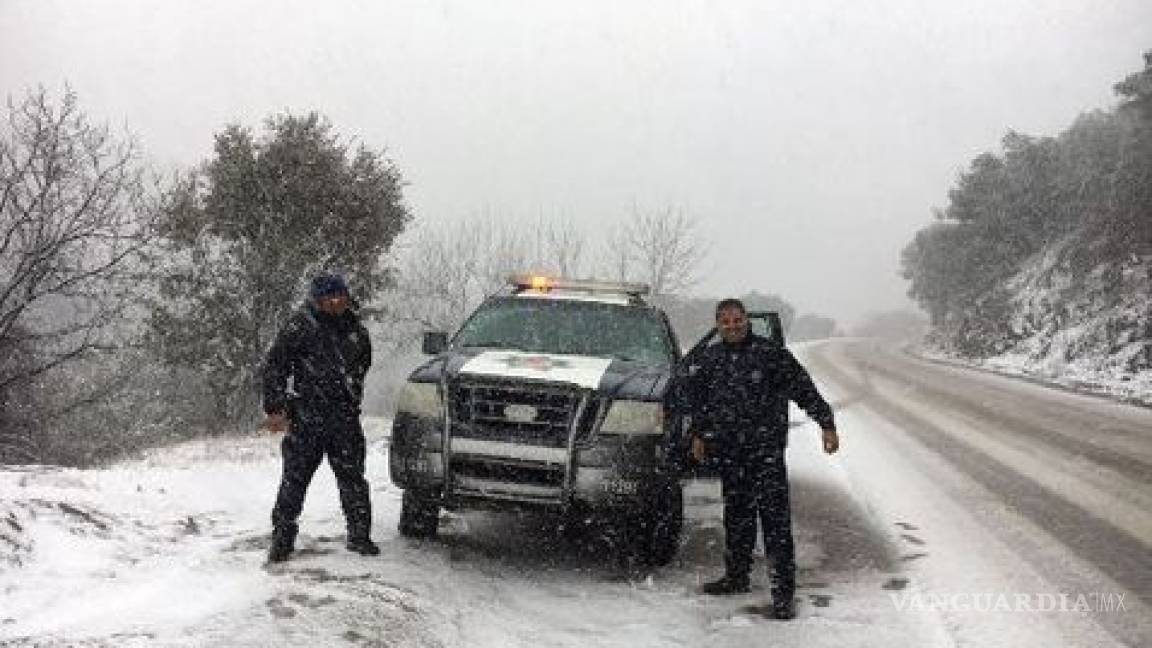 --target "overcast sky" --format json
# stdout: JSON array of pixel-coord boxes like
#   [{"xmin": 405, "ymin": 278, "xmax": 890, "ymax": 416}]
[{"xmin": 2, "ymin": 0, "xmax": 1150, "ymax": 326}]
